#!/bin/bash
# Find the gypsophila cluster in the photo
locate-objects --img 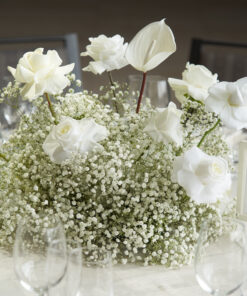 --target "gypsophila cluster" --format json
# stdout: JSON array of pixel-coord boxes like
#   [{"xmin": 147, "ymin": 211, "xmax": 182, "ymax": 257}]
[
  {"xmin": 0, "ymin": 84, "xmax": 235, "ymax": 267},
  {"xmin": 181, "ymin": 98, "xmax": 229, "ymax": 157}
]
